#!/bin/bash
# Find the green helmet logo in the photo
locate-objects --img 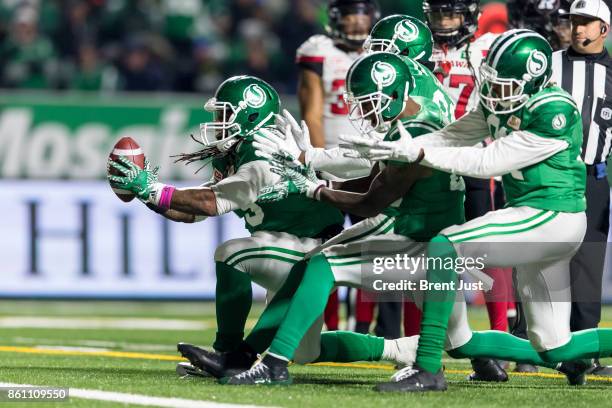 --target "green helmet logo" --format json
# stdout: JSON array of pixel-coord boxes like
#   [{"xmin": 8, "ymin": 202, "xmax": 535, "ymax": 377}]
[
  {"xmin": 526, "ymin": 50, "xmax": 547, "ymax": 78},
  {"xmin": 371, "ymin": 62, "xmax": 397, "ymax": 88},
  {"xmin": 394, "ymin": 20, "xmax": 419, "ymax": 43},
  {"xmin": 243, "ymin": 84, "xmax": 267, "ymax": 108}
]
